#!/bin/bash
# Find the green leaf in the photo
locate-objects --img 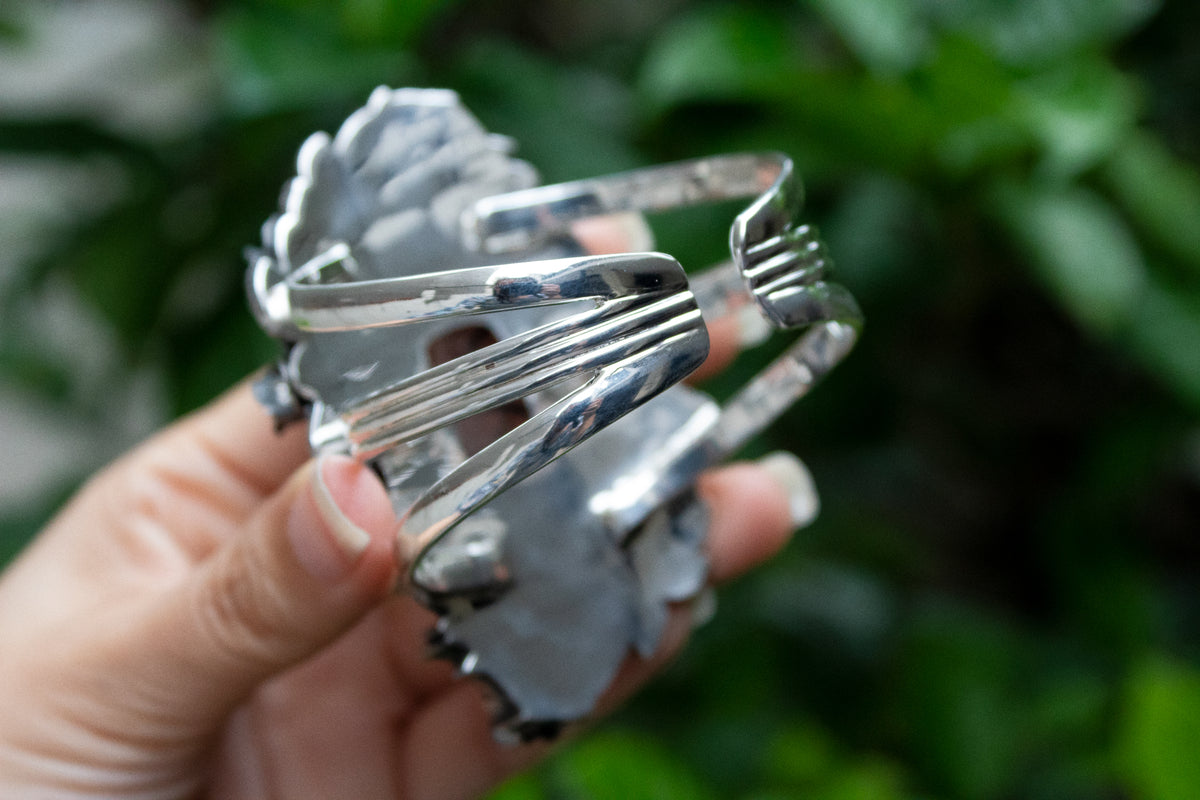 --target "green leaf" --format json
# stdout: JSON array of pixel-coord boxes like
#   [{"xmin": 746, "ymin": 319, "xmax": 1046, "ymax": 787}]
[
  {"xmin": 928, "ymin": 0, "xmax": 1162, "ymax": 66},
  {"xmin": 765, "ymin": 723, "xmax": 837, "ymax": 786},
  {"xmin": 487, "ymin": 772, "xmax": 546, "ymax": 800},
  {"xmin": 776, "ymin": 71, "xmax": 938, "ymax": 173},
  {"xmin": 453, "ymin": 41, "xmax": 639, "ymax": 181},
  {"xmin": 168, "ymin": 308, "xmax": 276, "ymax": 415},
  {"xmin": 898, "ymin": 607, "xmax": 1028, "ymax": 800},
  {"xmin": 1123, "ymin": 280, "xmax": 1200, "ymax": 411},
  {"xmin": 1011, "ymin": 59, "xmax": 1139, "ymax": 179},
  {"xmin": 0, "ymin": 510, "xmax": 43, "ymax": 568},
  {"xmin": 338, "ymin": 0, "xmax": 456, "ymax": 46},
  {"xmin": 810, "ymin": 0, "xmax": 932, "ymax": 73},
  {"xmin": 0, "ymin": 482, "xmax": 79, "ymax": 569},
  {"xmin": 1117, "ymin": 656, "xmax": 1200, "ymax": 800},
  {"xmin": 0, "ymin": 17, "xmax": 22, "ymax": 43},
  {"xmin": 992, "ymin": 183, "xmax": 1147, "ymax": 336},
  {"xmin": 637, "ymin": 5, "xmax": 794, "ymax": 112},
  {"xmin": 0, "ymin": 359, "xmax": 70, "ymax": 406},
  {"xmin": 60, "ymin": 197, "xmax": 178, "ymax": 348},
  {"xmin": 994, "ymin": 178, "xmax": 1200, "ymax": 411},
  {"xmin": 0, "ymin": 119, "xmax": 161, "ymax": 164},
  {"xmin": 641, "ymin": 7, "xmax": 992, "ymax": 173},
  {"xmin": 922, "ymin": 37, "xmax": 1029, "ymax": 176},
  {"xmin": 810, "ymin": 760, "xmax": 908, "ymax": 800},
  {"xmin": 1103, "ymin": 132, "xmax": 1200, "ymax": 278},
  {"xmin": 554, "ymin": 730, "xmax": 716, "ymax": 800},
  {"xmin": 214, "ymin": 7, "xmax": 417, "ymax": 117}
]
